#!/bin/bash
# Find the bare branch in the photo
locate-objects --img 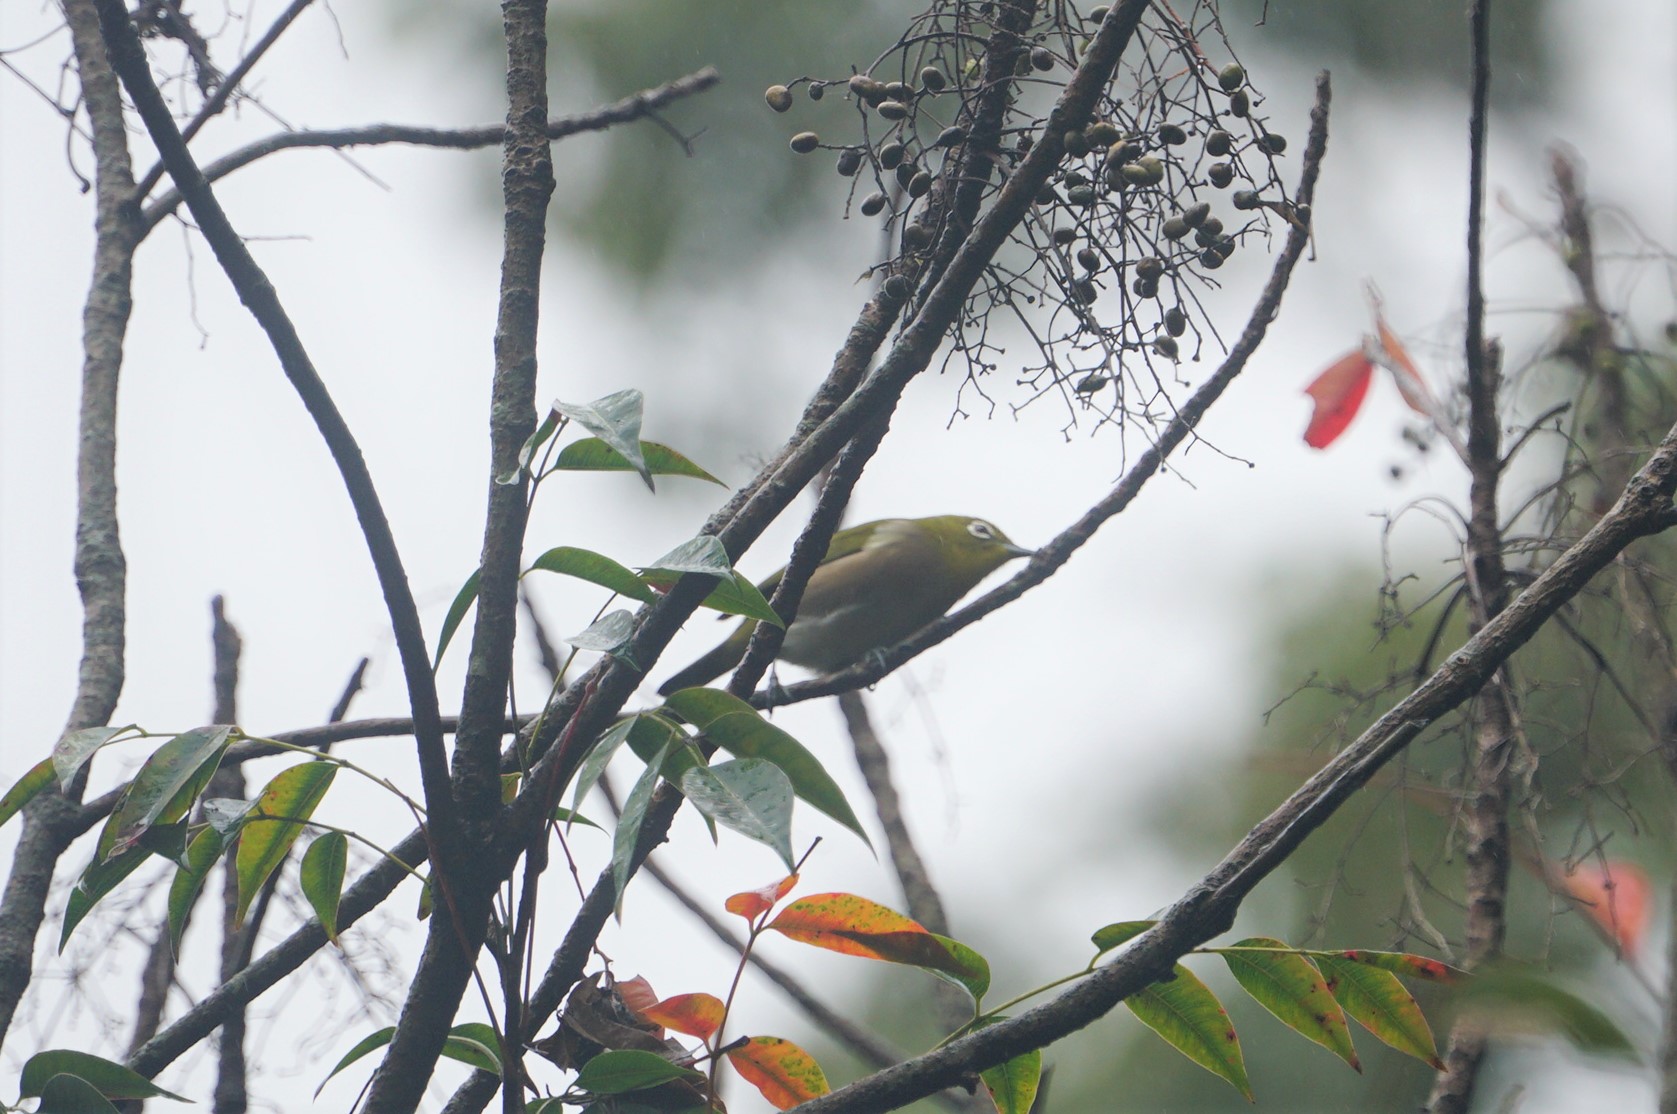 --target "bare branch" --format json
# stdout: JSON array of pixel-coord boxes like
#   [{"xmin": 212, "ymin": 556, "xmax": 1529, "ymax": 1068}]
[
  {"xmin": 139, "ymin": 68, "xmax": 722, "ymax": 233},
  {"xmin": 0, "ymin": 0, "xmax": 137, "ymax": 1043}
]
